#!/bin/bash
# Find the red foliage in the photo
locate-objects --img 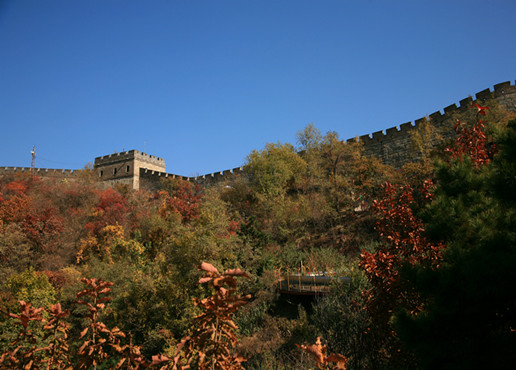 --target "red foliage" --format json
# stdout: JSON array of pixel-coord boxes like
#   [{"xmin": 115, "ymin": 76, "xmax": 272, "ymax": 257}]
[
  {"xmin": 446, "ymin": 103, "xmax": 495, "ymax": 167},
  {"xmin": 0, "ymin": 181, "xmax": 64, "ymax": 253},
  {"xmin": 85, "ymin": 188, "xmax": 129, "ymax": 235},
  {"xmin": 160, "ymin": 180, "xmax": 203, "ymax": 223},
  {"xmin": 359, "ymin": 181, "xmax": 444, "ymax": 365},
  {"xmin": 473, "ymin": 103, "xmax": 490, "ymax": 115},
  {"xmin": 0, "ymin": 193, "xmax": 32, "ymax": 224},
  {"xmin": 227, "ymin": 220, "xmax": 241, "ymax": 236},
  {"xmin": 5, "ymin": 180, "xmax": 28, "ymax": 195},
  {"xmin": 41, "ymin": 270, "xmax": 69, "ymax": 290},
  {"xmin": 446, "ymin": 121, "xmax": 493, "ymax": 167},
  {"xmin": 358, "ymin": 104, "xmax": 493, "ymax": 364},
  {"xmin": 23, "ymin": 206, "xmax": 64, "ymax": 252}
]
